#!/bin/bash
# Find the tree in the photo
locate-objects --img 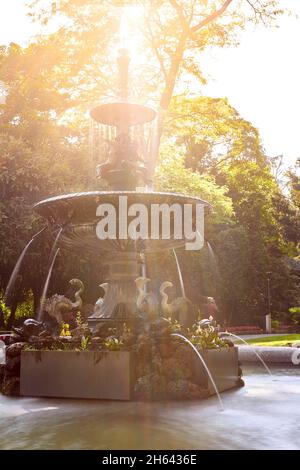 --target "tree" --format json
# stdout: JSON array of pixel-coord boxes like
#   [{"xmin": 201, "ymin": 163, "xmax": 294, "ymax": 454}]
[
  {"xmin": 157, "ymin": 94, "xmax": 299, "ymax": 324},
  {"xmin": 0, "ymin": 42, "xmax": 92, "ymax": 316},
  {"xmin": 164, "ymin": 96, "xmax": 266, "ymax": 173},
  {"xmin": 27, "ymin": 1, "xmax": 284, "ymax": 123},
  {"xmin": 155, "ymin": 141, "xmax": 233, "ymax": 221},
  {"xmin": 287, "ymin": 158, "xmax": 300, "ymax": 210}
]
